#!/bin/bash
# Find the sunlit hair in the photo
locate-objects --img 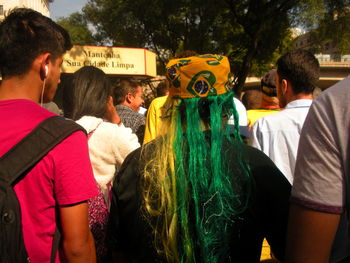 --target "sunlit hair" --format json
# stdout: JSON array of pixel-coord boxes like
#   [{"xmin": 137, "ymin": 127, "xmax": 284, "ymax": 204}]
[
  {"xmin": 112, "ymin": 78, "xmax": 141, "ymax": 105},
  {"xmin": 141, "ymin": 91, "xmax": 252, "ymax": 262},
  {"xmin": 0, "ymin": 8, "xmax": 72, "ymax": 78},
  {"xmin": 70, "ymin": 66, "xmax": 111, "ymax": 121}
]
